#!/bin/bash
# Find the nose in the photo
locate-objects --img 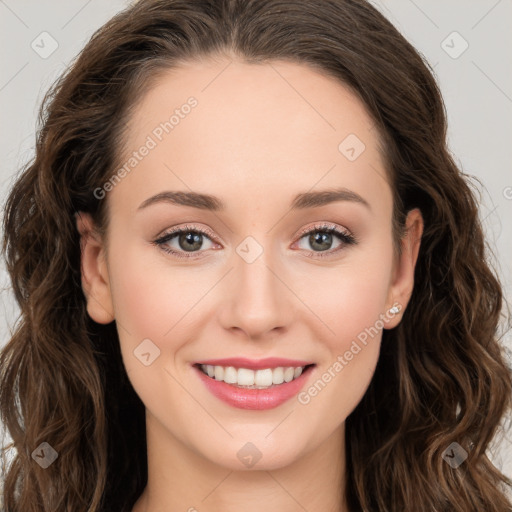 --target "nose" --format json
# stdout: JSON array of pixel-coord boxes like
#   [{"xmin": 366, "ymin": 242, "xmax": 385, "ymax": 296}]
[{"xmin": 217, "ymin": 245, "xmax": 294, "ymax": 340}]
